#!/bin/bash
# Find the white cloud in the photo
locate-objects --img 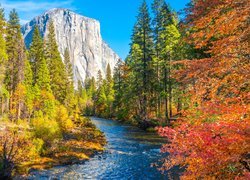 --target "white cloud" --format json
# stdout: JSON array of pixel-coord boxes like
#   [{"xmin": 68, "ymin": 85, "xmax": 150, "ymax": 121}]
[
  {"xmin": 1, "ymin": 0, "xmax": 75, "ymax": 12},
  {"xmin": 1, "ymin": 0, "xmax": 76, "ymax": 24}
]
